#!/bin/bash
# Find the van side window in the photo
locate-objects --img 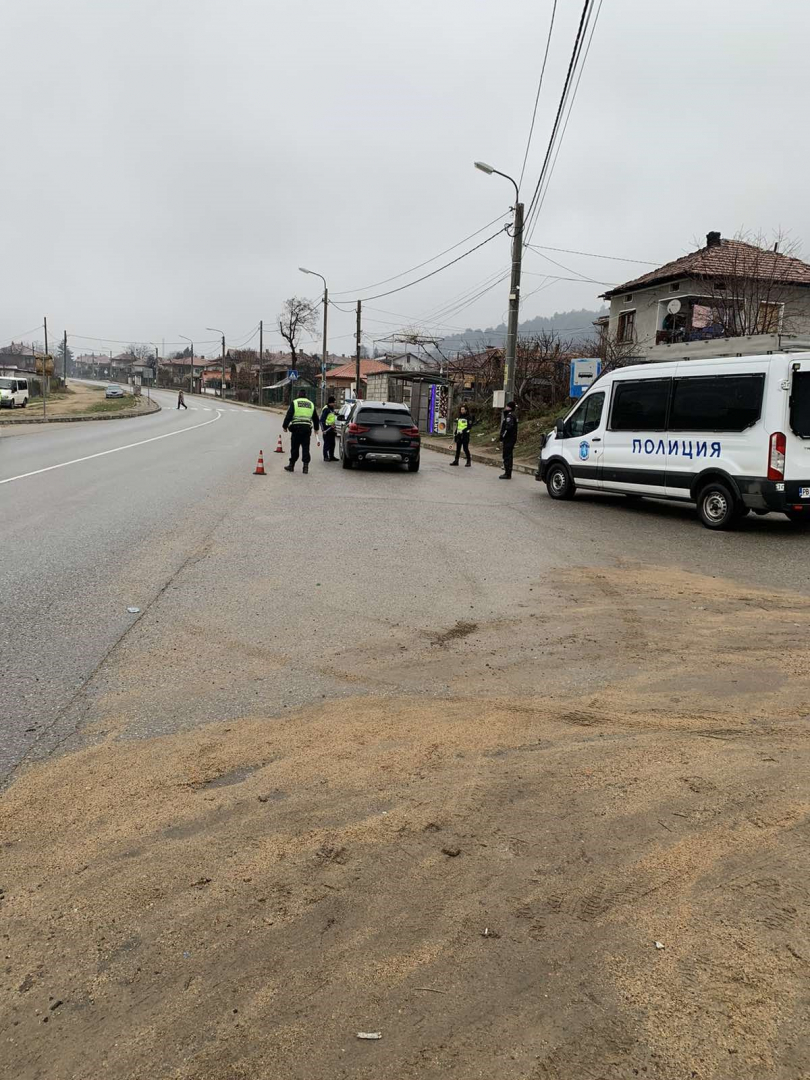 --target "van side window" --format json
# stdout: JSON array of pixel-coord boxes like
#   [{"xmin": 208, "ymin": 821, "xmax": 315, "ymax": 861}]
[
  {"xmin": 610, "ymin": 379, "xmax": 670, "ymax": 431},
  {"xmin": 566, "ymin": 392, "xmax": 605, "ymax": 438},
  {"xmin": 669, "ymin": 374, "xmax": 765, "ymax": 432},
  {"xmin": 791, "ymin": 372, "xmax": 810, "ymax": 439}
]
